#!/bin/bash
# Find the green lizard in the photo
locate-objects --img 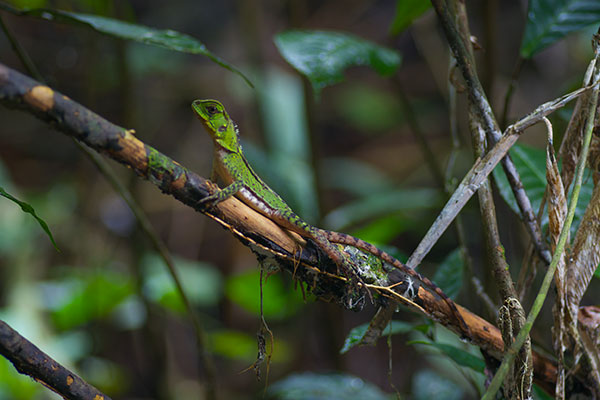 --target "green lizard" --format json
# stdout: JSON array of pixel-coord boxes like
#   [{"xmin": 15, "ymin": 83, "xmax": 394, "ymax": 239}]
[{"xmin": 192, "ymin": 99, "xmax": 469, "ymax": 335}]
